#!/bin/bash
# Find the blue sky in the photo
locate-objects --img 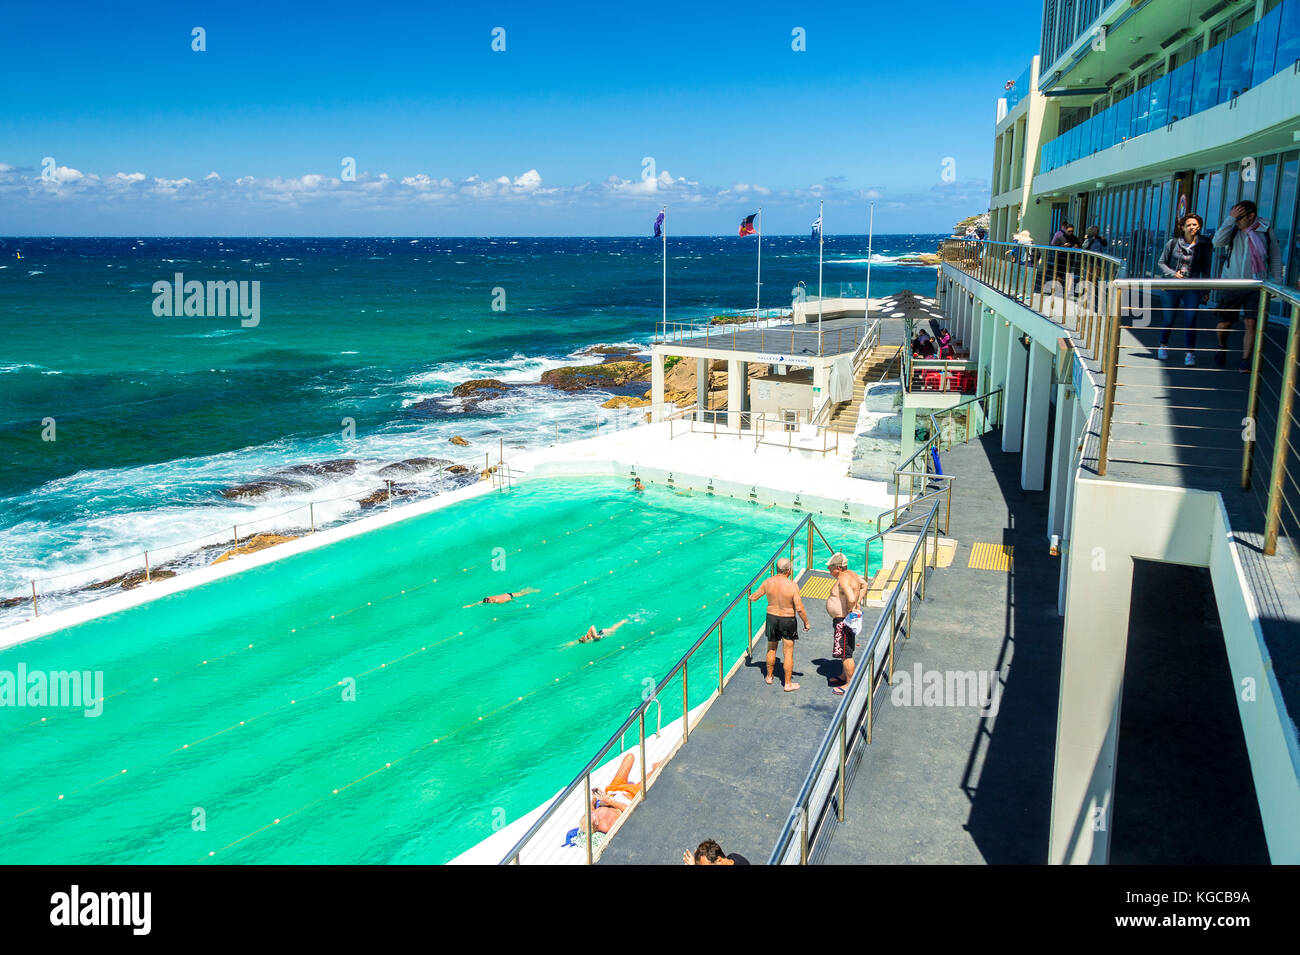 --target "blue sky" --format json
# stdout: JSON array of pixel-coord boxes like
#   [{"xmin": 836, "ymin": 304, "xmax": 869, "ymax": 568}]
[{"xmin": 0, "ymin": 1, "xmax": 1041, "ymax": 235}]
